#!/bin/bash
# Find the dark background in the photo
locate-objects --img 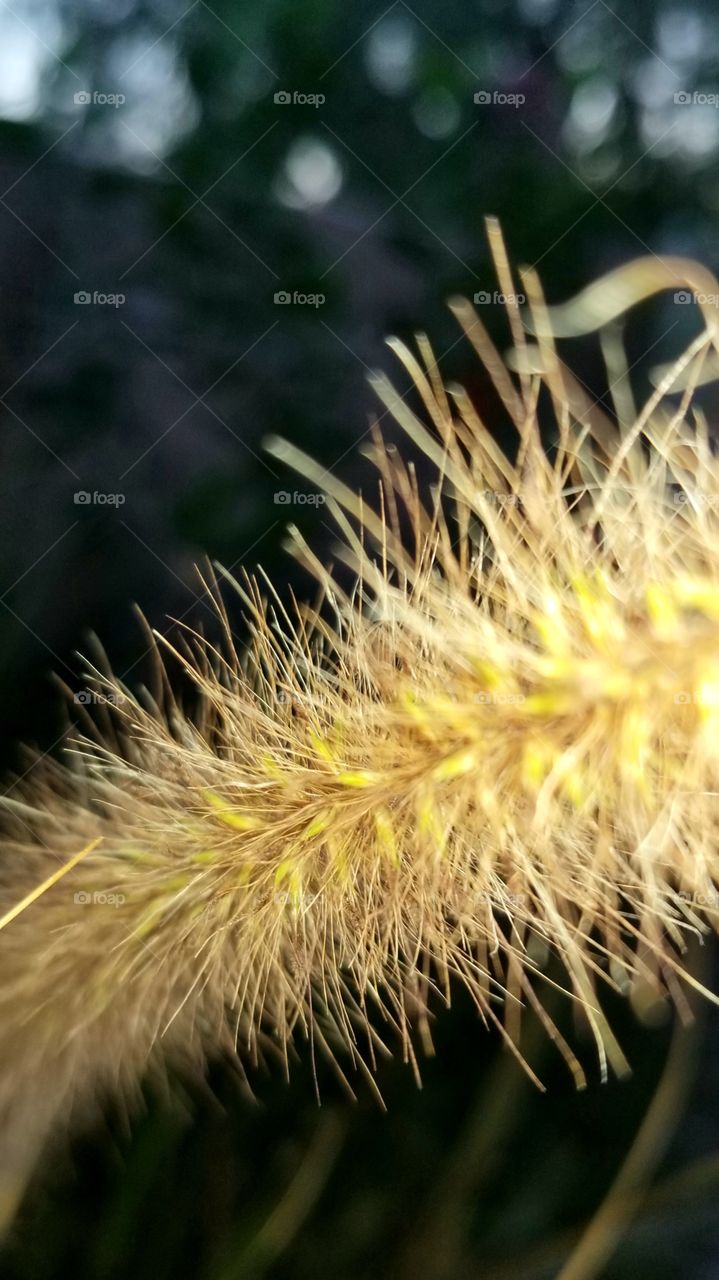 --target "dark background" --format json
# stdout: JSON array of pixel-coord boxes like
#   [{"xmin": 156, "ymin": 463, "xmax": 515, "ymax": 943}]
[{"xmin": 2, "ymin": 1, "xmax": 719, "ymax": 1276}]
